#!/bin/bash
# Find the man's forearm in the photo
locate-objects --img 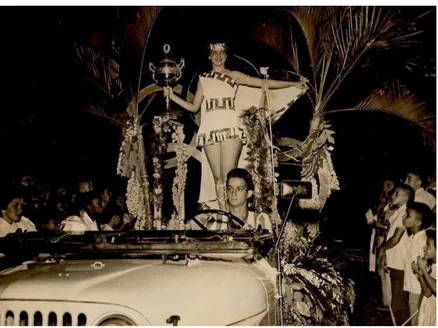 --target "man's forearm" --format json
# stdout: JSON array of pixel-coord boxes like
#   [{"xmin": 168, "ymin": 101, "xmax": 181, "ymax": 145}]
[{"xmin": 379, "ymin": 238, "xmax": 398, "ymax": 253}]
